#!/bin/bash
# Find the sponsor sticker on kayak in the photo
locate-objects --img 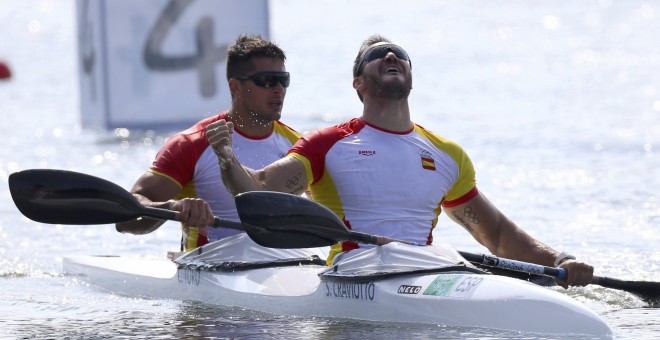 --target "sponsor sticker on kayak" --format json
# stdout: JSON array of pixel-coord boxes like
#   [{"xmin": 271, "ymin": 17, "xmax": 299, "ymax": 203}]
[
  {"xmin": 423, "ymin": 274, "xmax": 484, "ymax": 298},
  {"xmin": 398, "ymin": 285, "xmax": 422, "ymax": 294},
  {"xmin": 178, "ymin": 268, "xmax": 201, "ymax": 286},
  {"xmin": 325, "ymin": 281, "xmax": 376, "ymax": 302}
]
